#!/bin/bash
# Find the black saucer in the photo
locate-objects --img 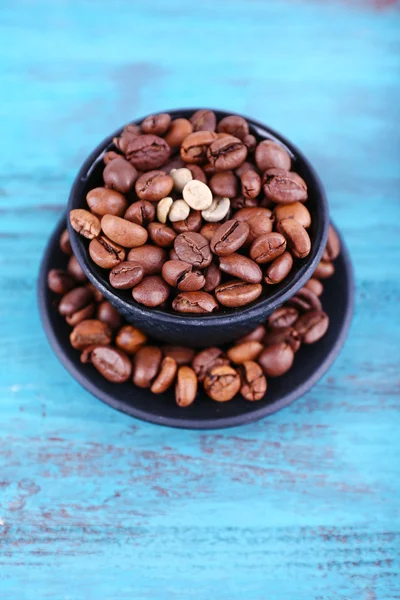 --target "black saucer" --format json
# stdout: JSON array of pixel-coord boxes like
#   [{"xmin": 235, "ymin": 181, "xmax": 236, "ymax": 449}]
[{"xmin": 38, "ymin": 216, "xmax": 354, "ymax": 430}]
